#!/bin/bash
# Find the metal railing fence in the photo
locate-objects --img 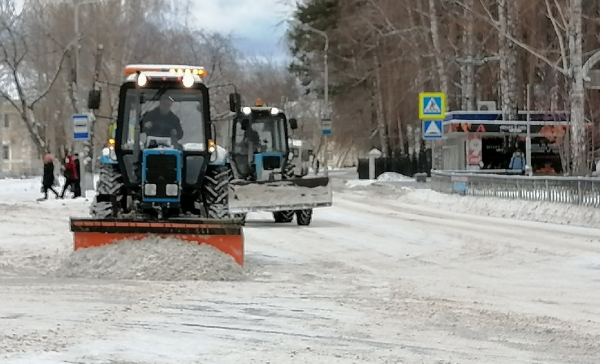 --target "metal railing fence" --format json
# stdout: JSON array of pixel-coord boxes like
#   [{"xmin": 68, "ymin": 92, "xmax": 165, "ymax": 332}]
[{"xmin": 431, "ymin": 170, "xmax": 600, "ymax": 208}]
